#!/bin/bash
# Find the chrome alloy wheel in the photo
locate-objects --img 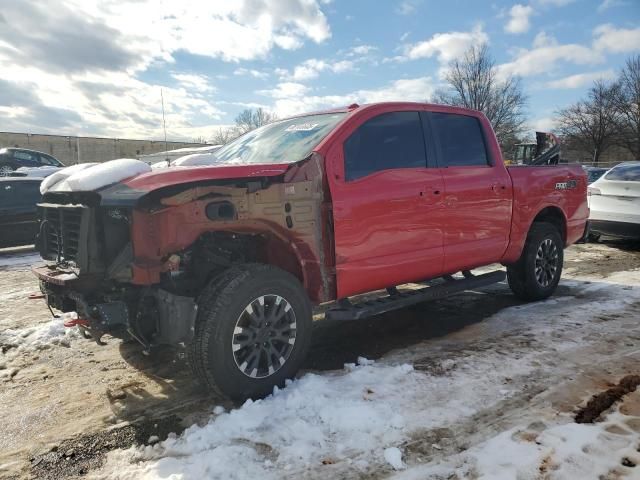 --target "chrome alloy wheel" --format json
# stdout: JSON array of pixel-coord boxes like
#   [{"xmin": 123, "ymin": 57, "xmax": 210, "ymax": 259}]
[
  {"xmin": 231, "ymin": 295, "xmax": 297, "ymax": 378},
  {"xmin": 534, "ymin": 238, "xmax": 559, "ymax": 287},
  {"xmin": 0, "ymin": 165, "xmax": 13, "ymax": 177}
]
